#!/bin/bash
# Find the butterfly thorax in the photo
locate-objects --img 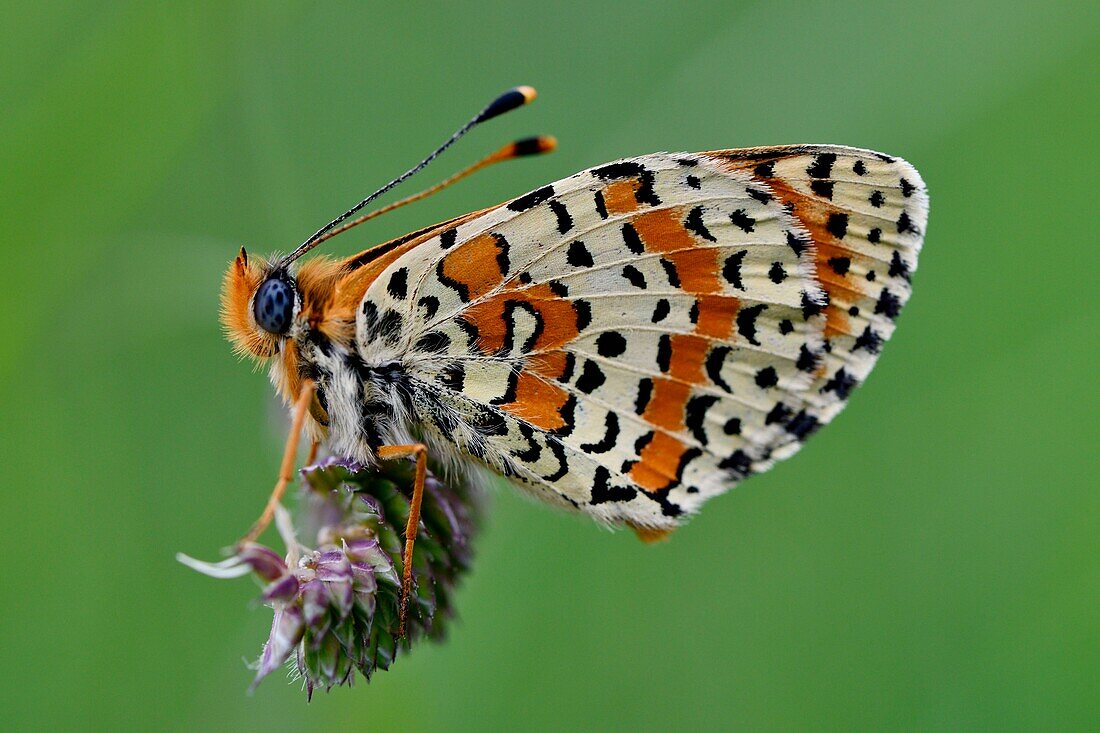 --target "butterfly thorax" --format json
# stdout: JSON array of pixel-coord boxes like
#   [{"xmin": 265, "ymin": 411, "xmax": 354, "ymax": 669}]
[{"xmin": 283, "ymin": 327, "xmax": 415, "ymax": 464}]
